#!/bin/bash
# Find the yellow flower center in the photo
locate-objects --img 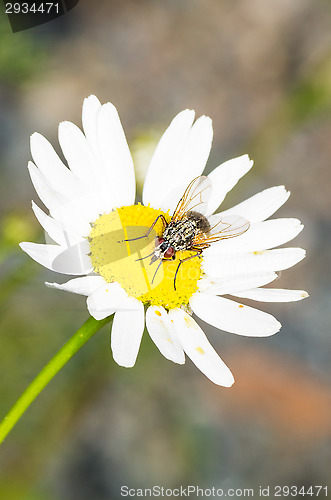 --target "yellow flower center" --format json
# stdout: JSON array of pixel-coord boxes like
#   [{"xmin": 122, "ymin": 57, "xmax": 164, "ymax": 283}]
[{"xmin": 88, "ymin": 205, "xmax": 202, "ymax": 309}]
